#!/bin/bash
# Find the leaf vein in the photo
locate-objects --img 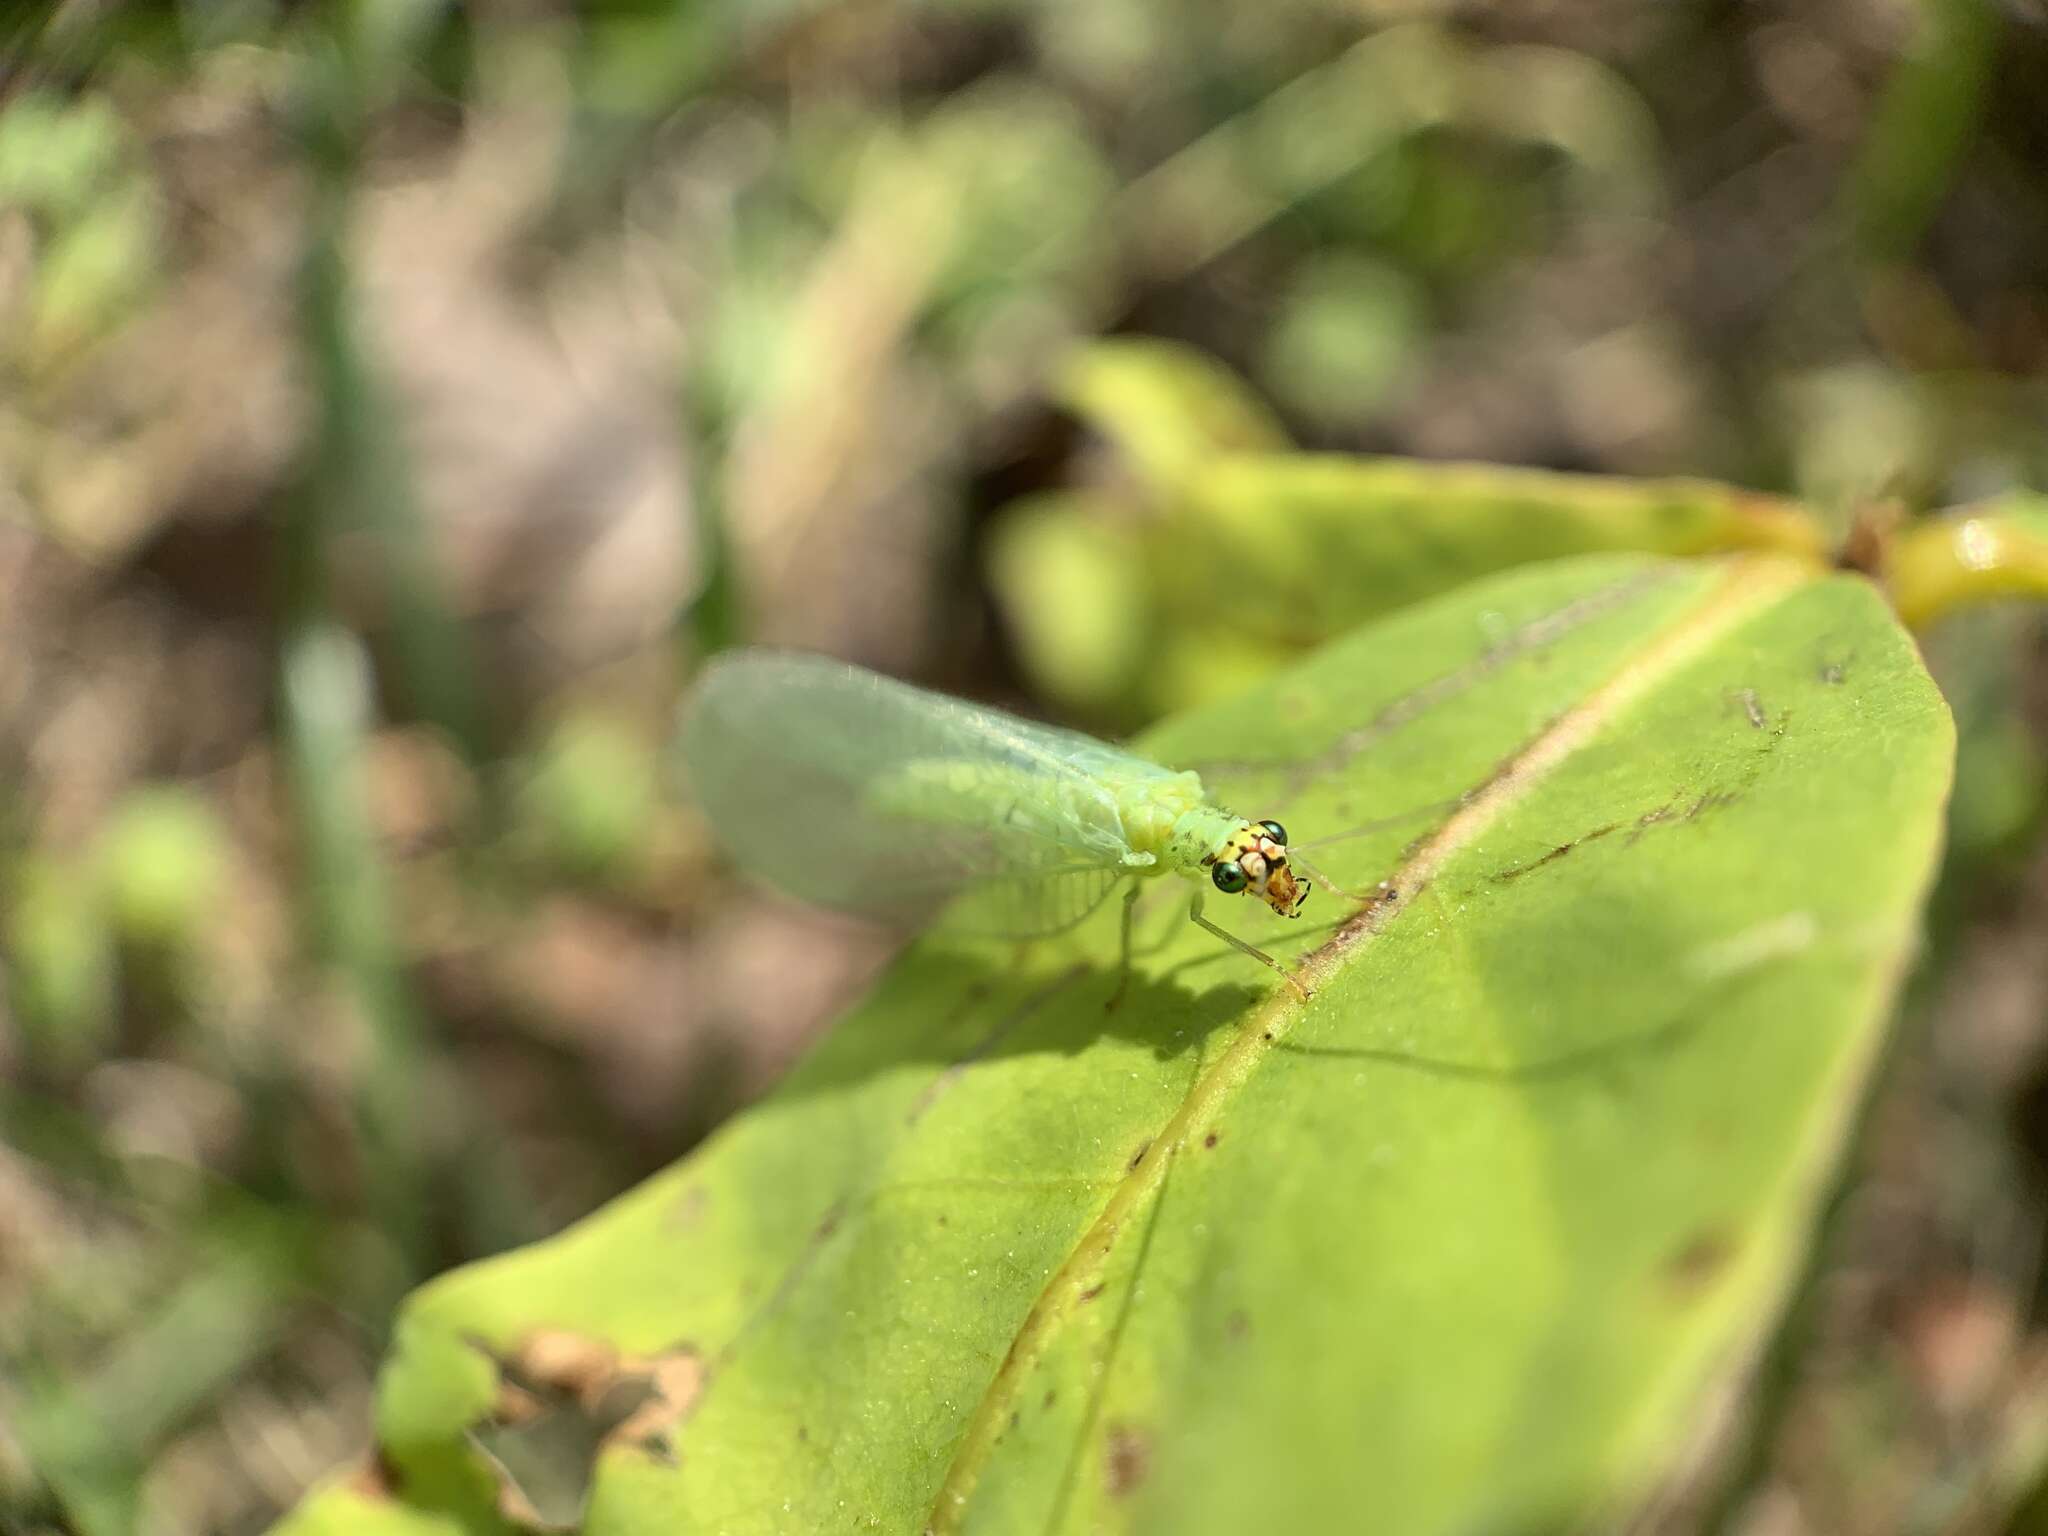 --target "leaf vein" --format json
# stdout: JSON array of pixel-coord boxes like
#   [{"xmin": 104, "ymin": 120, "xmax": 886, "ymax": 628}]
[{"xmin": 925, "ymin": 556, "xmax": 1809, "ymax": 1532}]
